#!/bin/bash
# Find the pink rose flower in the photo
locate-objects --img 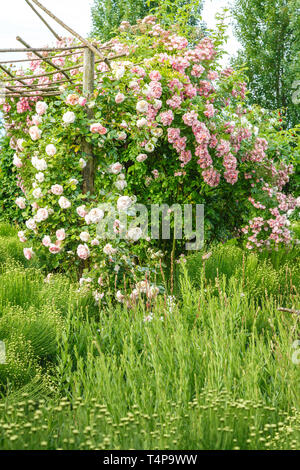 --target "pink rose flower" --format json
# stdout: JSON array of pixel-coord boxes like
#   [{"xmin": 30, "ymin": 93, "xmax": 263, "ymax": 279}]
[
  {"xmin": 51, "ymin": 184, "xmax": 63, "ymax": 196},
  {"xmin": 149, "ymin": 70, "xmax": 162, "ymax": 81},
  {"xmin": 87, "ymin": 208, "xmax": 104, "ymax": 223},
  {"xmin": 42, "ymin": 236, "xmax": 51, "ymax": 247},
  {"xmin": 78, "ymin": 97, "xmax": 87, "ymax": 106},
  {"xmin": 110, "ymin": 162, "xmax": 123, "ymax": 174},
  {"xmin": 18, "ymin": 231, "xmax": 27, "ymax": 243},
  {"xmin": 136, "ymin": 153, "xmax": 148, "ymax": 162},
  {"xmin": 24, "ymin": 247, "xmax": 34, "ymax": 260},
  {"xmin": 58, "ymin": 196, "xmax": 71, "ymax": 209},
  {"xmin": 77, "ymin": 244, "xmax": 90, "ymax": 260},
  {"xmin": 90, "ymin": 123, "xmax": 107, "ymax": 134},
  {"xmin": 56, "ymin": 229, "xmax": 66, "ymax": 241},
  {"xmin": 76, "ymin": 205, "xmax": 88, "ymax": 218},
  {"xmin": 29, "ymin": 125, "xmax": 42, "ymax": 141},
  {"xmin": 36, "ymin": 101, "xmax": 48, "ymax": 116},
  {"xmin": 66, "ymin": 94, "xmax": 79, "ymax": 105},
  {"xmin": 46, "ymin": 144, "xmax": 57, "ymax": 156},
  {"xmin": 49, "ymin": 244, "xmax": 61, "ymax": 254},
  {"xmin": 35, "ymin": 208, "xmax": 49, "ymax": 222},
  {"xmin": 13, "ymin": 154, "xmax": 22, "ymax": 168},
  {"xmin": 115, "ymin": 92, "xmax": 125, "ymax": 104},
  {"xmin": 103, "ymin": 244, "xmax": 117, "ymax": 255},
  {"xmin": 15, "ymin": 197, "xmax": 26, "ymax": 209}
]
